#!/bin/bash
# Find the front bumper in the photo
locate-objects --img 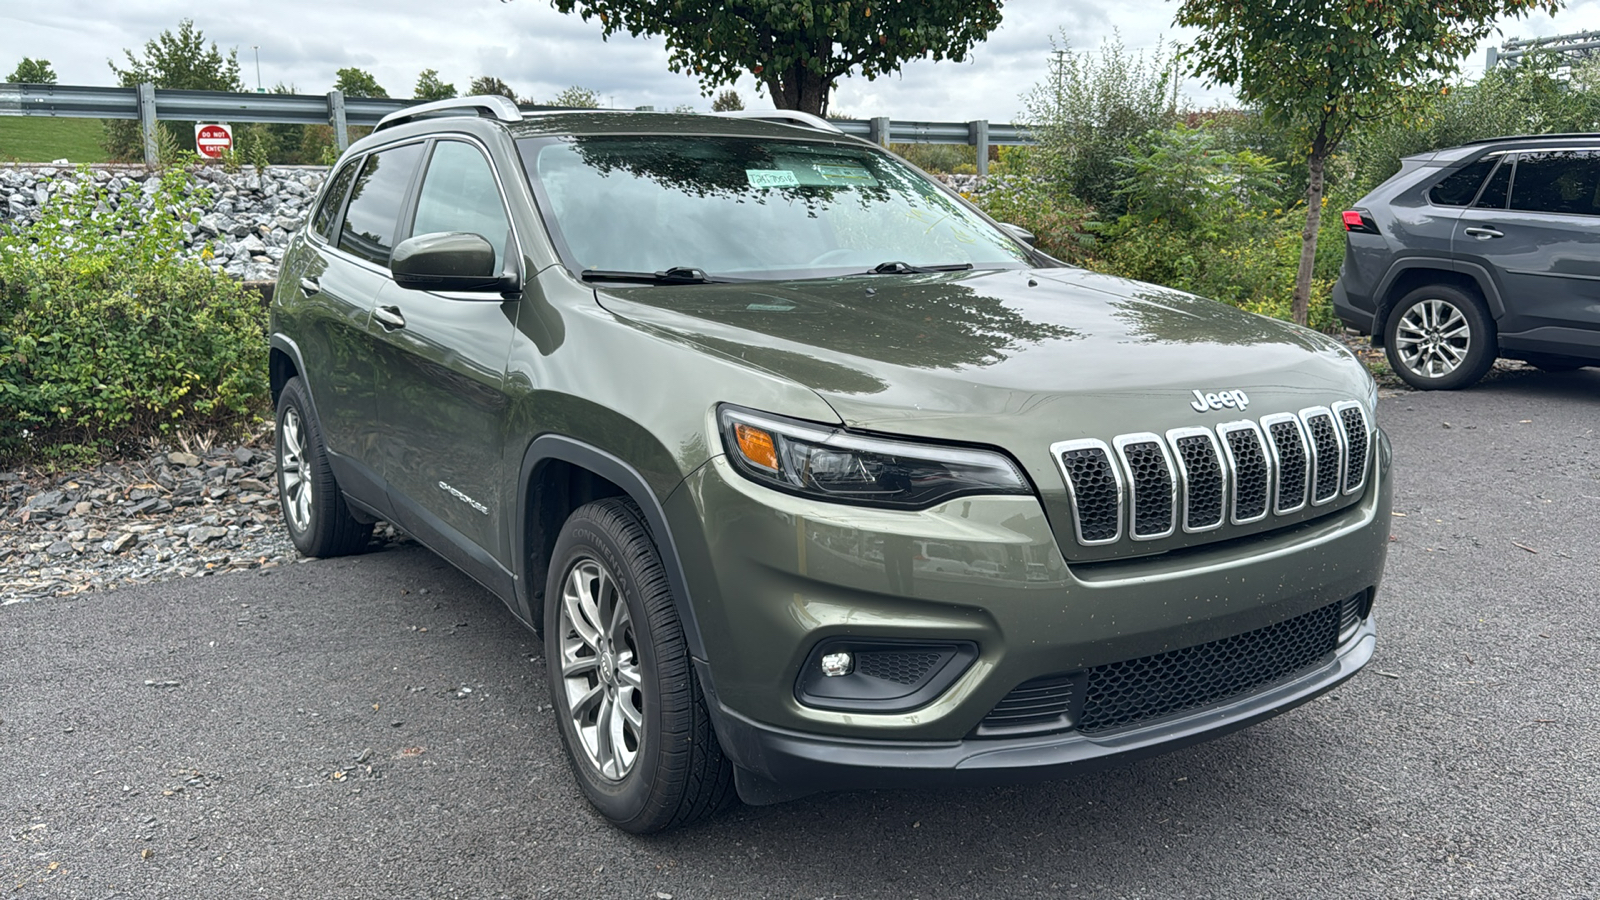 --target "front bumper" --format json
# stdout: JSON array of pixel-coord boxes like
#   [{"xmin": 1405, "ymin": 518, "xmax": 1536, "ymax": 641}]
[{"xmin": 710, "ymin": 617, "xmax": 1374, "ymax": 804}]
